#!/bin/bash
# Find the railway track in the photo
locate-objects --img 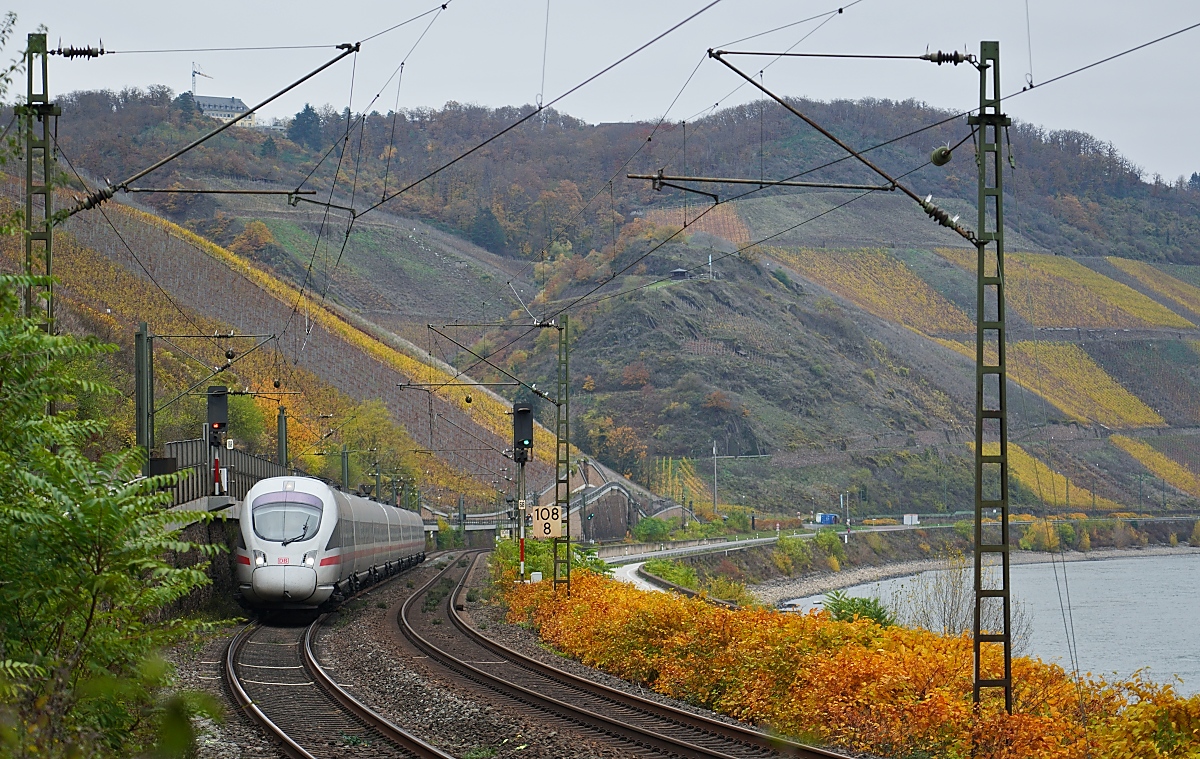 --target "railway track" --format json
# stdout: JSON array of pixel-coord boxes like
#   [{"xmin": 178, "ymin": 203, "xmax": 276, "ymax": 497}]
[
  {"xmin": 225, "ymin": 577, "xmax": 457, "ymax": 758},
  {"xmin": 400, "ymin": 552, "xmax": 851, "ymax": 759}
]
